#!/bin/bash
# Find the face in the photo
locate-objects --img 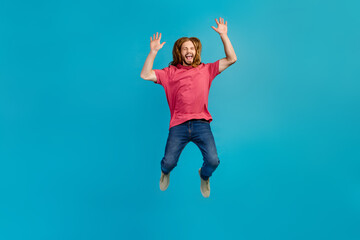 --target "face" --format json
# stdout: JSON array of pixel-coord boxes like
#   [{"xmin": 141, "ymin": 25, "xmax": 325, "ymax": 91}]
[{"xmin": 181, "ymin": 40, "xmax": 196, "ymax": 66}]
